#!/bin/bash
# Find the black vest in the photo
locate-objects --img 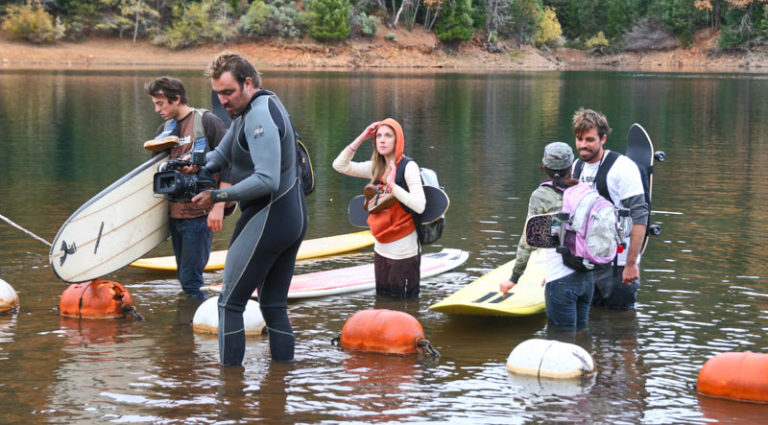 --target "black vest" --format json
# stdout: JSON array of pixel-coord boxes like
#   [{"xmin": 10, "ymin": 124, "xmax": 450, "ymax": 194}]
[{"xmin": 572, "ymin": 150, "xmax": 619, "ymax": 204}]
